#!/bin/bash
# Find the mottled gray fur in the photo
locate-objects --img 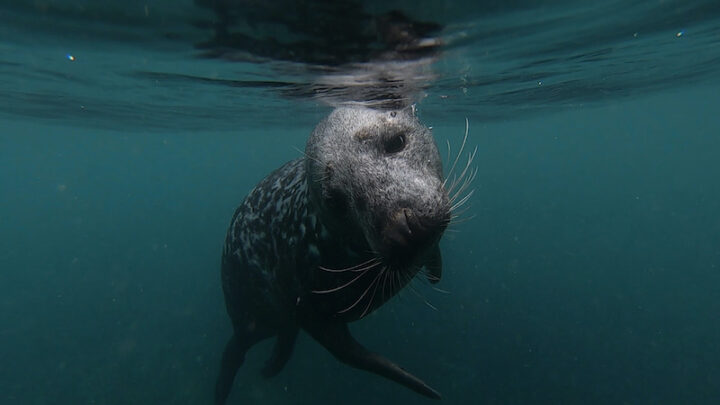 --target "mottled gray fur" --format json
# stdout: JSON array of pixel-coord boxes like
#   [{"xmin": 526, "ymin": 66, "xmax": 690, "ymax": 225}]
[{"xmin": 216, "ymin": 106, "xmax": 450, "ymax": 404}]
